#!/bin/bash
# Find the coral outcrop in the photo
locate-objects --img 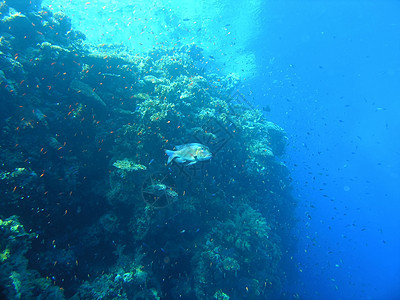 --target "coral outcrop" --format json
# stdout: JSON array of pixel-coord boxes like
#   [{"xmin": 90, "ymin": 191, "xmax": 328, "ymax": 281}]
[{"xmin": 0, "ymin": 1, "xmax": 296, "ymax": 299}]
